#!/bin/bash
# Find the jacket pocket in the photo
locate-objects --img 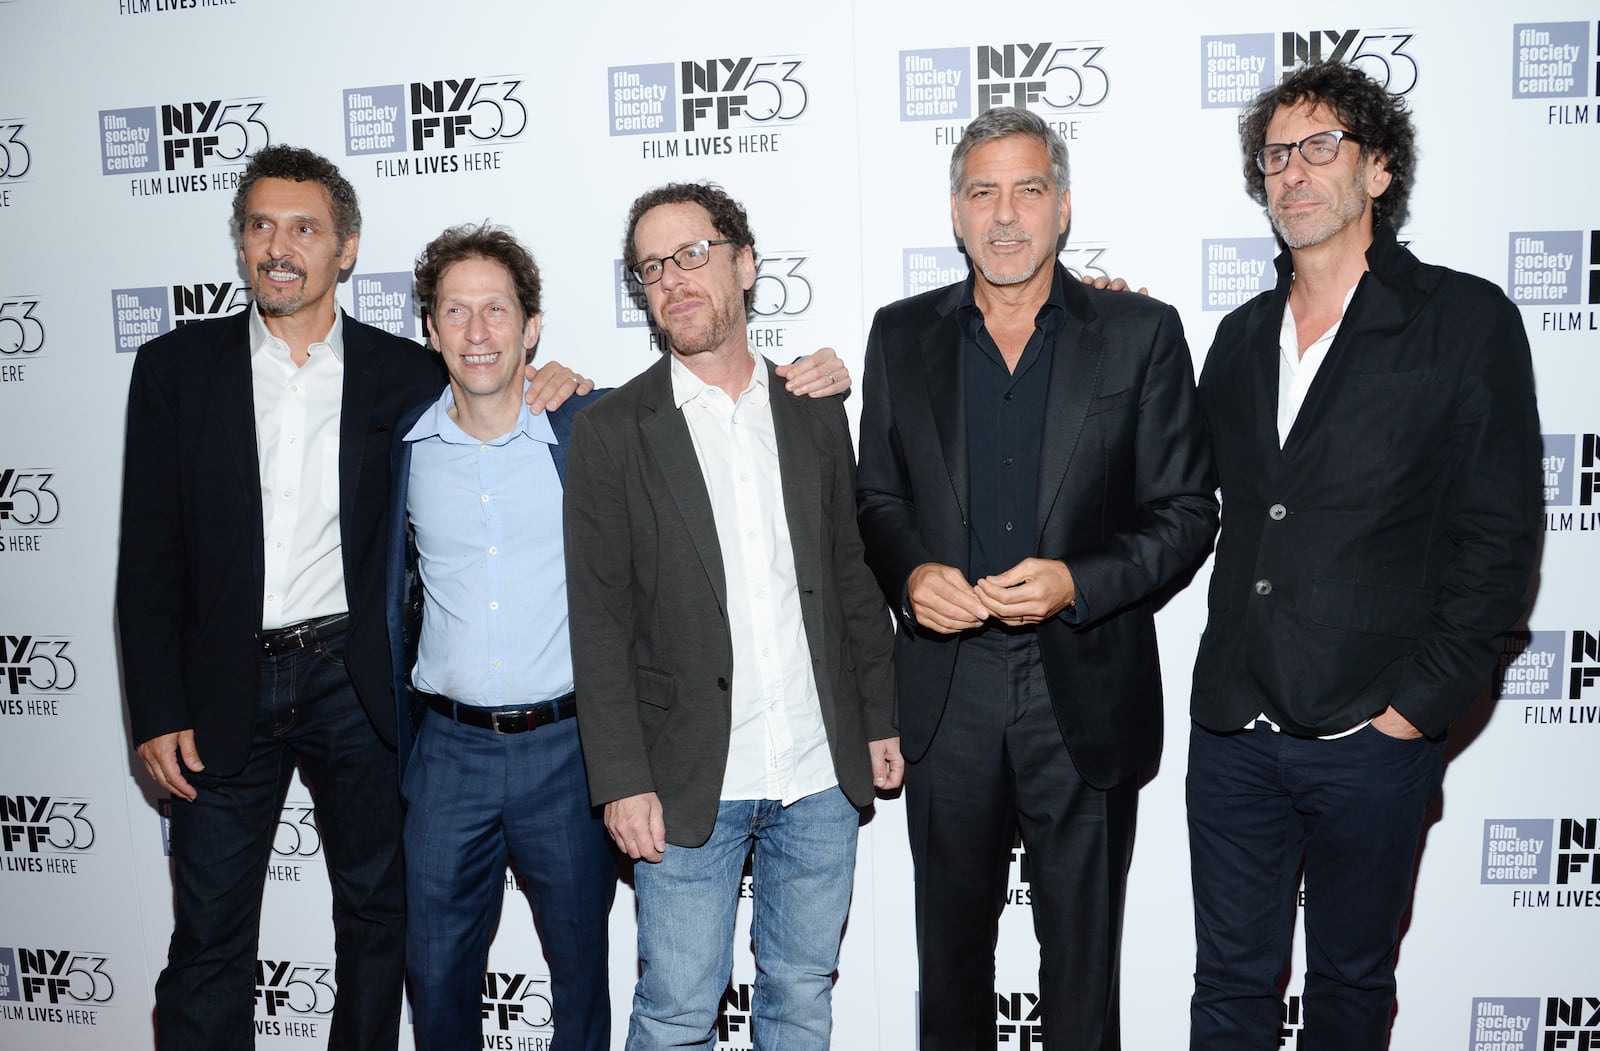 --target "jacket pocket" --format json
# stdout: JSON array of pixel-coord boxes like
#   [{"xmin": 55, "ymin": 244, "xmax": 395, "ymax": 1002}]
[
  {"xmin": 1309, "ymin": 577, "xmax": 1431, "ymax": 638},
  {"xmin": 636, "ymin": 667, "xmax": 675, "ymax": 710}
]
